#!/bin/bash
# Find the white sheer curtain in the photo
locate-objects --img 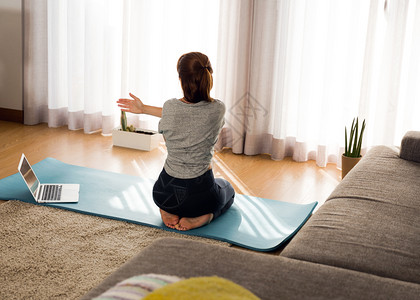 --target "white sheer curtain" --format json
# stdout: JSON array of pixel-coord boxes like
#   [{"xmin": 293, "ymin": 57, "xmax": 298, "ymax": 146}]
[
  {"xmin": 24, "ymin": 0, "xmax": 219, "ymax": 134},
  {"xmin": 24, "ymin": 0, "xmax": 420, "ymax": 166},
  {"xmin": 215, "ymin": 0, "xmax": 420, "ymax": 167}
]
